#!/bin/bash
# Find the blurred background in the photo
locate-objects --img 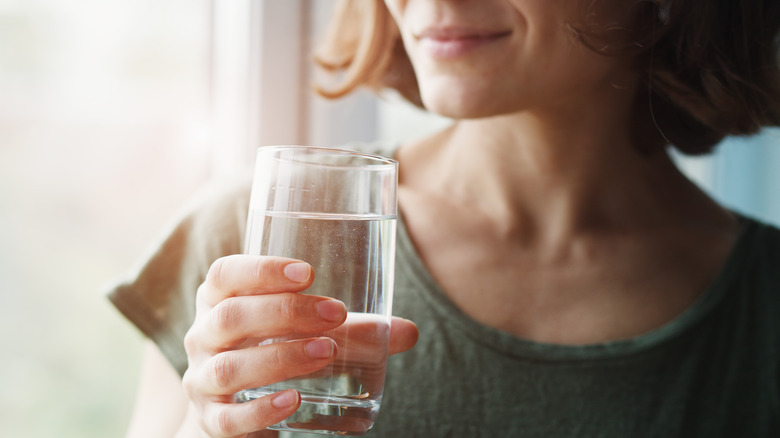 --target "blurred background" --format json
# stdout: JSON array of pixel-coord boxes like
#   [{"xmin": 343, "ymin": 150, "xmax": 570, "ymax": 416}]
[
  {"xmin": 0, "ymin": 1, "xmax": 777, "ymax": 437},
  {"xmin": 0, "ymin": 0, "xmax": 210, "ymax": 436}
]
